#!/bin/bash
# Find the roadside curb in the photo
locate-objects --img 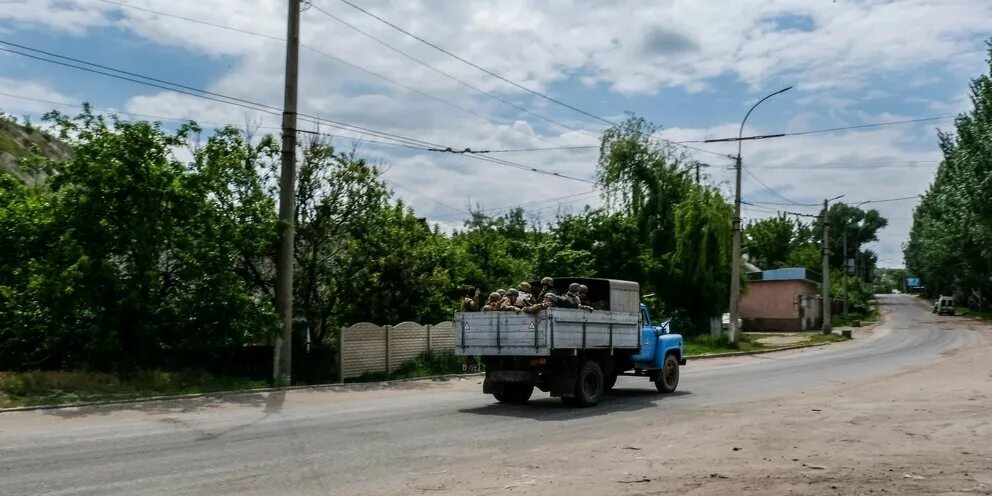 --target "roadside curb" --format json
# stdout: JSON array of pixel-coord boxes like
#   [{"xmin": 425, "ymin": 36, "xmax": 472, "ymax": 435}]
[
  {"xmin": 686, "ymin": 340, "xmax": 837, "ymax": 360},
  {"xmin": 0, "ymin": 372, "xmax": 485, "ymax": 413}
]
